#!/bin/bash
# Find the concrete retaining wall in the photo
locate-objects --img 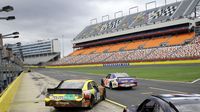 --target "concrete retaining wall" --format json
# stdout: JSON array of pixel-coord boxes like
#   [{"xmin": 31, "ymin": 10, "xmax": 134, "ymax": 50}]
[{"xmin": 0, "ymin": 72, "xmax": 24, "ymax": 112}]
